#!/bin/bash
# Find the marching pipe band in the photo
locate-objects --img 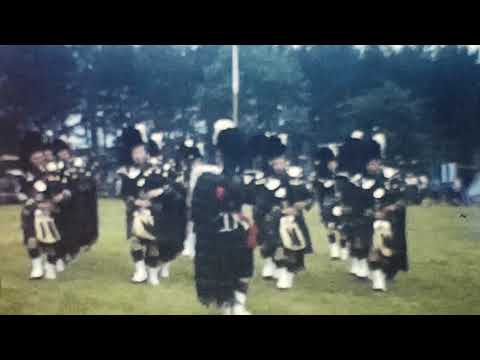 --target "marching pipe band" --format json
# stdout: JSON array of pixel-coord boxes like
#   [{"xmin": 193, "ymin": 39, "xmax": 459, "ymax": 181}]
[{"xmin": 8, "ymin": 120, "xmax": 428, "ymax": 314}]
